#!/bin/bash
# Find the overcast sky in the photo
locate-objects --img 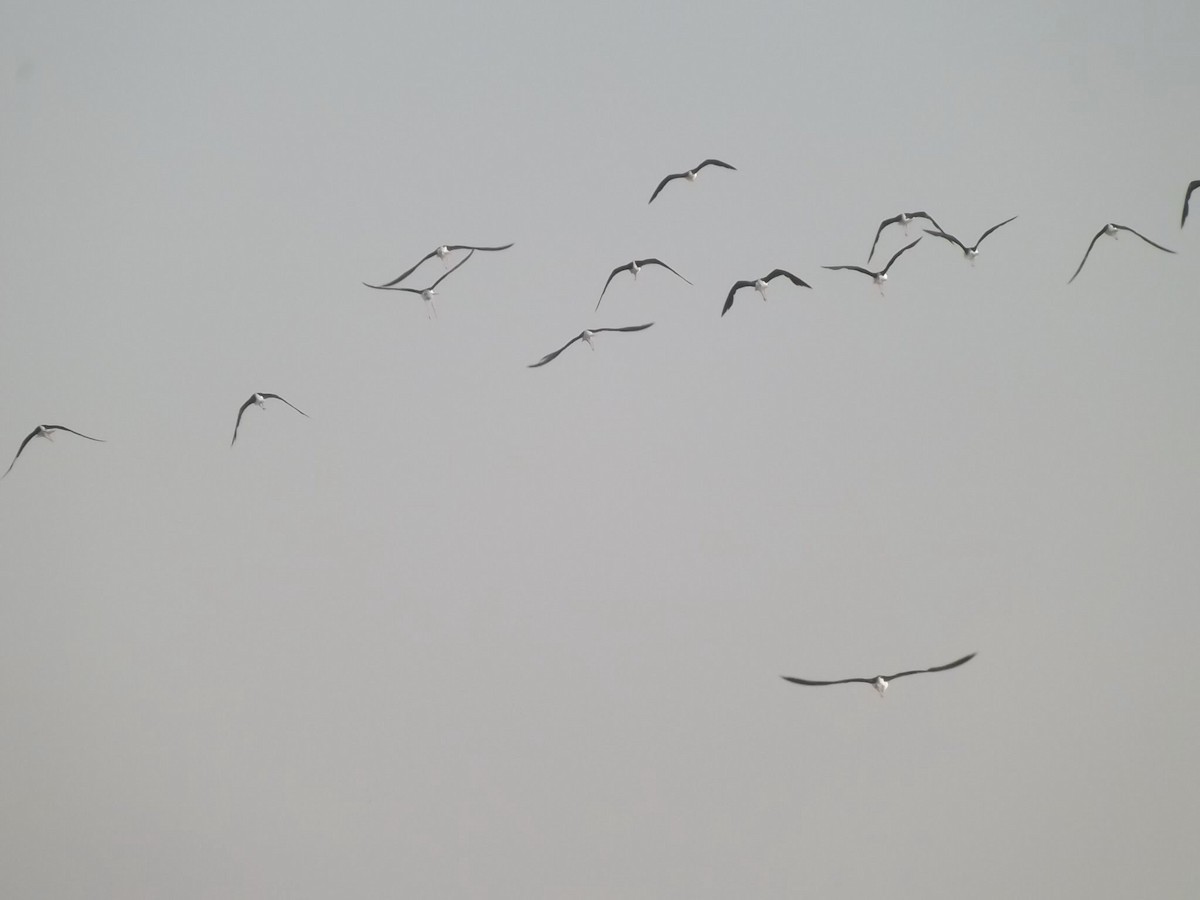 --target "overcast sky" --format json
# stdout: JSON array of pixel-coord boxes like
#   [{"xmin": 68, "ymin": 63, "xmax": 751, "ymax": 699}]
[{"xmin": 2, "ymin": 2, "xmax": 1199, "ymax": 898}]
